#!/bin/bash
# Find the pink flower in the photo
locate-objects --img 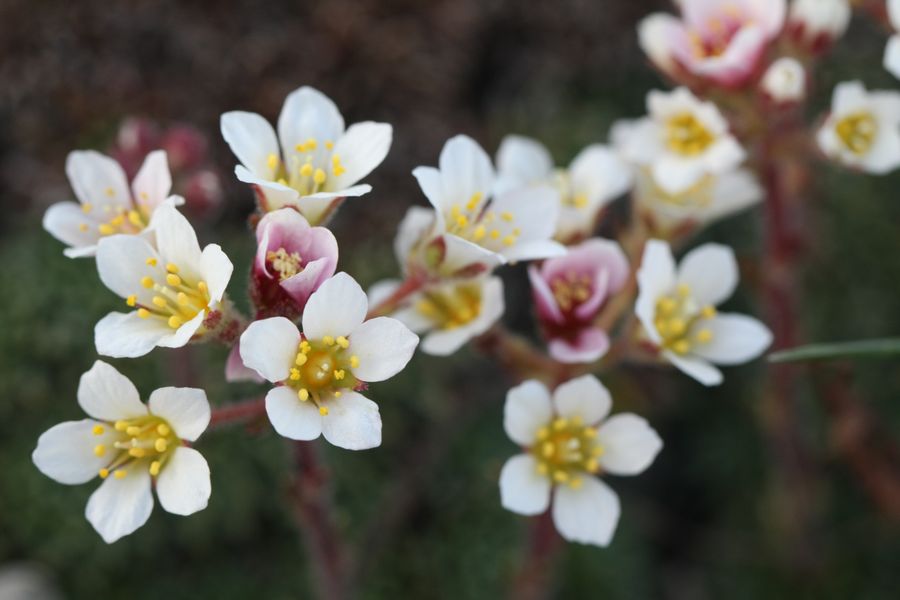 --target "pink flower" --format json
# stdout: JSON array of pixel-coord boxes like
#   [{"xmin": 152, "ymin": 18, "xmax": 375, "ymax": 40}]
[
  {"xmin": 528, "ymin": 239, "xmax": 629, "ymax": 363},
  {"xmin": 639, "ymin": 0, "xmax": 786, "ymax": 88},
  {"xmin": 251, "ymin": 208, "xmax": 338, "ymax": 318}
]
